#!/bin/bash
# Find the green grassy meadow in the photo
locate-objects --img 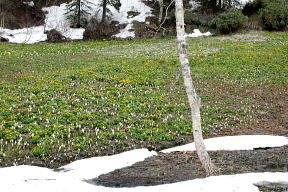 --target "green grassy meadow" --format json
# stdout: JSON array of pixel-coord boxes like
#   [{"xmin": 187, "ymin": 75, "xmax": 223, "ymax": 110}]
[{"xmin": 0, "ymin": 32, "xmax": 287, "ymax": 167}]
